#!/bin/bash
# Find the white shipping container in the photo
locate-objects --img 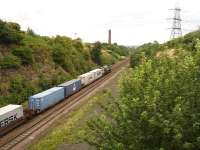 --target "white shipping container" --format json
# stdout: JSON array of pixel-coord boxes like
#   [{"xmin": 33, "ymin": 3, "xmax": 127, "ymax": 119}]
[
  {"xmin": 90, "ymin": 68, "xmax": 103, "ymax": 80},
  {"xmin": 79, "ymin": 72, "xmax": 94, "ymax": 86},
  {"xmin": 0, "ymin": 105, "xmax": 24, "ymax": 128},
  {"xmin": 79, "ymin": 68, "xmax": 104, "ymax": 86}
]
